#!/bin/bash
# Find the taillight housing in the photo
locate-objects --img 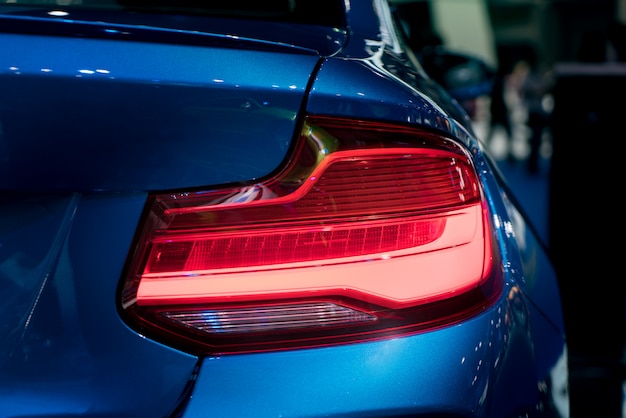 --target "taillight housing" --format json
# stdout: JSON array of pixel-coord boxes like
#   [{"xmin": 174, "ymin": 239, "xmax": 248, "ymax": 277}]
[{"xmin": 119, "ymin": 116, "xmax": 501, "ymax": 355}]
